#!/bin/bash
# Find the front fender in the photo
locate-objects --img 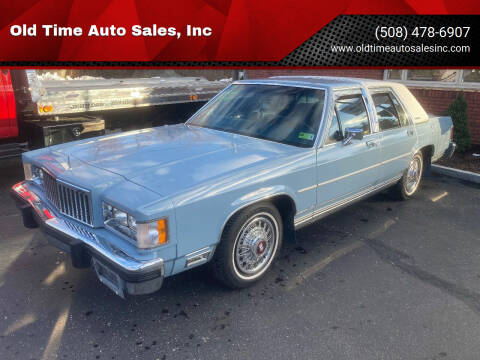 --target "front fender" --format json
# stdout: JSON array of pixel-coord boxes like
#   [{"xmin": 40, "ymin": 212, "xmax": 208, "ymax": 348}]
[
  {"xmin": 230, "ymin": 185, "xmax": 298, "ymax": 209},
  {"xmin": 172, "ymin": 185, "xmax": 297, "ymax": 254},
  {"xmin": 170, "ymin": 185, "xmax": 298, "ymax": 276}
]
